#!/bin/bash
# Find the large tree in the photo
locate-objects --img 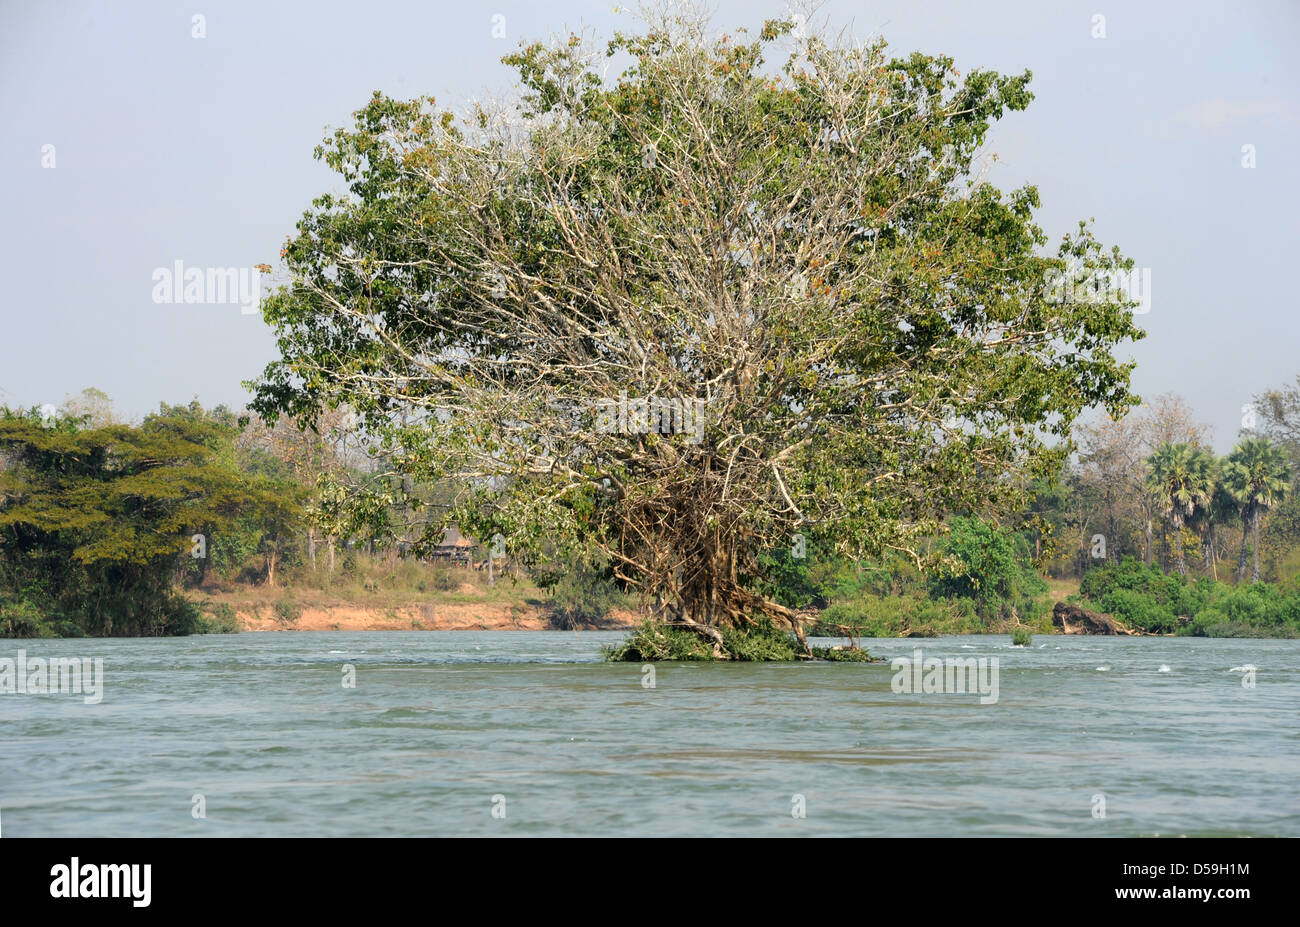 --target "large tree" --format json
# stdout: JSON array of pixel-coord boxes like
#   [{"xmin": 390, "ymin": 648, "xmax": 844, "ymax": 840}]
[
  {"xmin": 0, "ymin": 406, "xmax": 286, "ymax": 635},
  {"xmin": 250, "ymin": 10, "xmax": 1142, "ymax": 653}
]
